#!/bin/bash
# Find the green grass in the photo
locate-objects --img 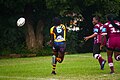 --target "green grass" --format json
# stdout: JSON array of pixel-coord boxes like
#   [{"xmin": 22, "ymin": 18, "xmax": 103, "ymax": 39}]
[{"xmin": 0, "ymin": 52, "xmax": 120, "ymax": 80}]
